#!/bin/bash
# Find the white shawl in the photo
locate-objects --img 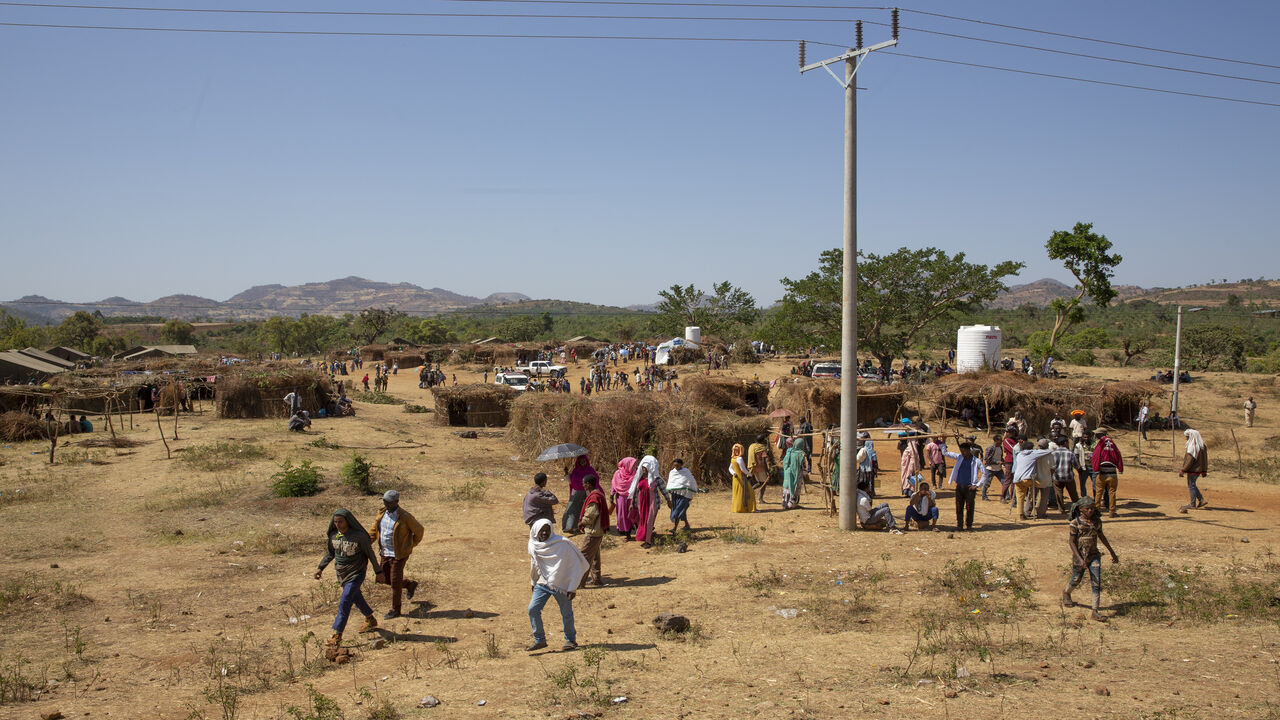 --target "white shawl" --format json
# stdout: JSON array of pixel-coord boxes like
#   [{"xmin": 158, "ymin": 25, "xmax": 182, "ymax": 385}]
[
  {"xmin": 628, "ymin": 455, "xmax": 661, "ymax": 500},
  {"xmin": 527, "ymin": 519, "xmax": 589, "ymax": 594},
  {"xmin": 1184, "ymin": 428, "xmax": 1206, "ymax": 457}
]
